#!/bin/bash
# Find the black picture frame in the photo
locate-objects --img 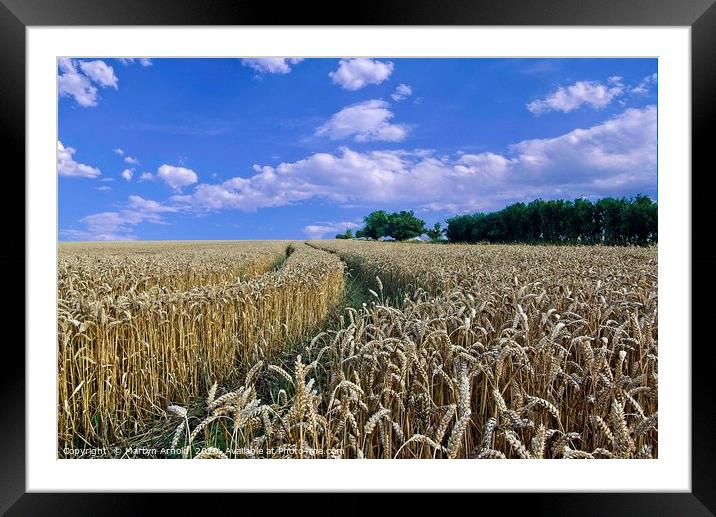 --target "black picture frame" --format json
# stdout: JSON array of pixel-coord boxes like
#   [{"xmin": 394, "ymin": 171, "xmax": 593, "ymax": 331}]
[{"xmin": 2, "ymin": 0, "xmax": 714, "ymax": 513}]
